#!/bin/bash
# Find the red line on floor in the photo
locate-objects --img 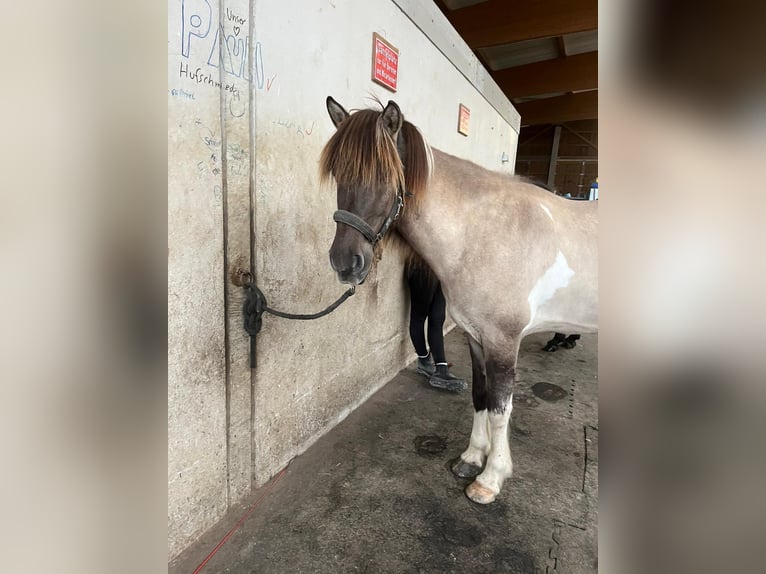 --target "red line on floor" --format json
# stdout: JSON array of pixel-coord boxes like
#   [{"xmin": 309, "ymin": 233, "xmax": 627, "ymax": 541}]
[{"xmin": 192, "ymin": 466, "xmax": 289, "ymax": 574}]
